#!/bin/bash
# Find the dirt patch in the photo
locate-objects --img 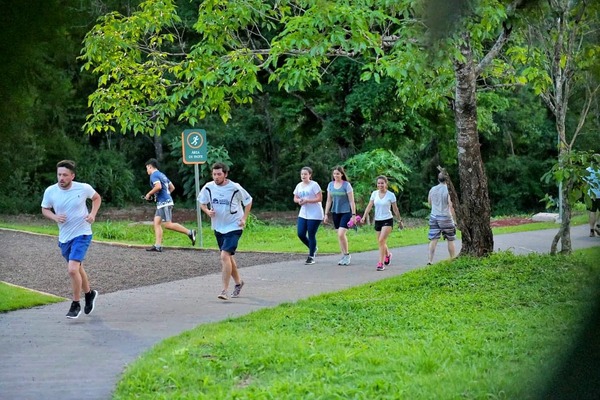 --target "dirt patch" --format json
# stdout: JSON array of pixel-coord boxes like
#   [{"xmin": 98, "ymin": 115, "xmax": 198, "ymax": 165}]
[
  {"xmin": 0, "ymin": 229, "xmax": 300, "ymax": 299},
  {"xmin": 490, "ymin": 217, "xmax": 535, "ymax": 228}
]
